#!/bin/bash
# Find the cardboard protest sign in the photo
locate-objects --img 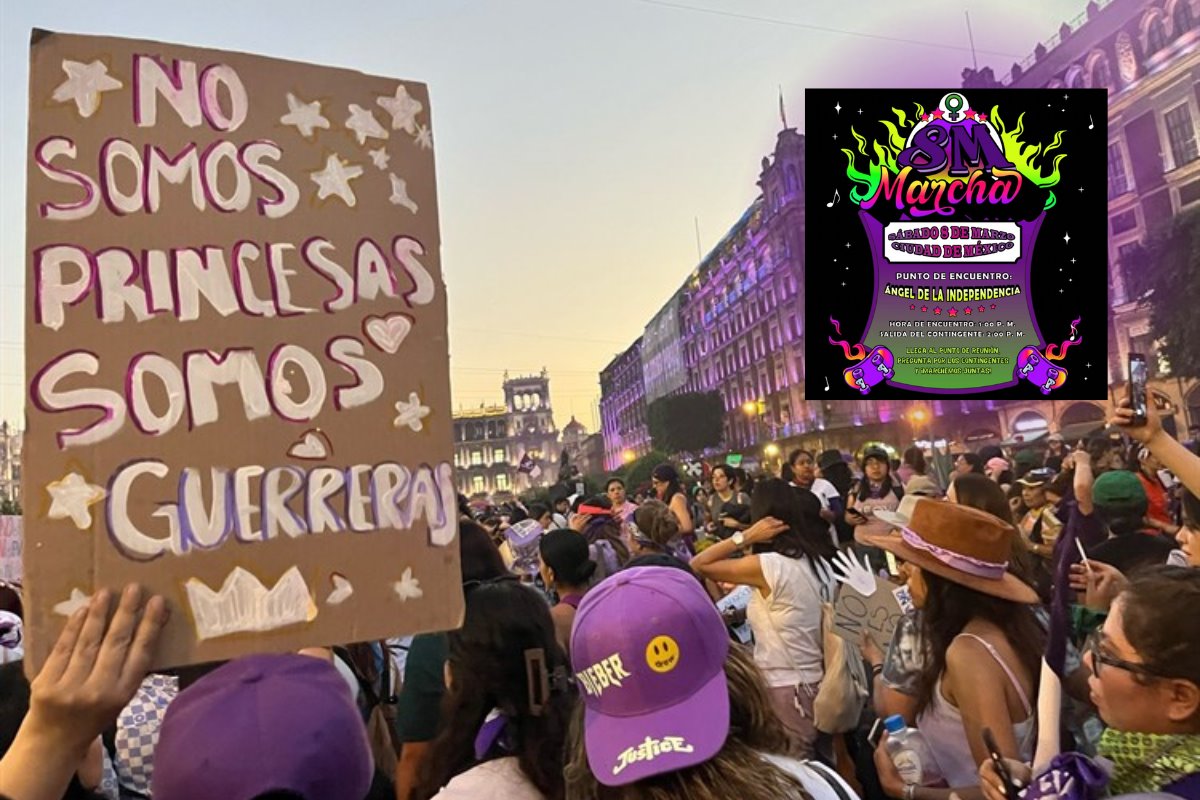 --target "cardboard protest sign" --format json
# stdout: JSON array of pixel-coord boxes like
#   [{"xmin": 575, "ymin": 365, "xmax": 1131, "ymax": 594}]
[
  {"xmin": 0, "ymin": 517, "xmax": 21, "ymax": 584},
  {"xmin": 831, "ymin": 575, "xmax": 908, "ymax": 644},
  {"xmin": 24, "ymin": 30, "xmax": 461, "ymax": 672}
]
